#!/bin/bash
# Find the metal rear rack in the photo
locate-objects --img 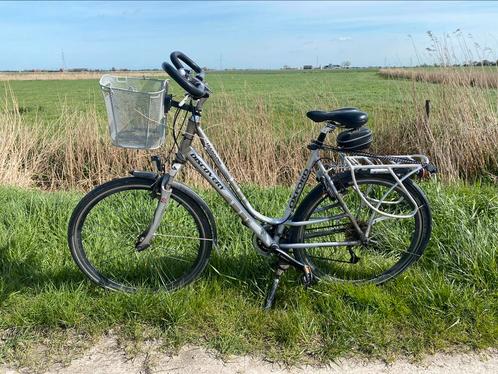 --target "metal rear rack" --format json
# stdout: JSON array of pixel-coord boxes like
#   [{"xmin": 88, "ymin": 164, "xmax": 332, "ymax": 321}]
[{"xmin": 342, "ymin": 154, "xmax": 429, "ymax": 219}]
